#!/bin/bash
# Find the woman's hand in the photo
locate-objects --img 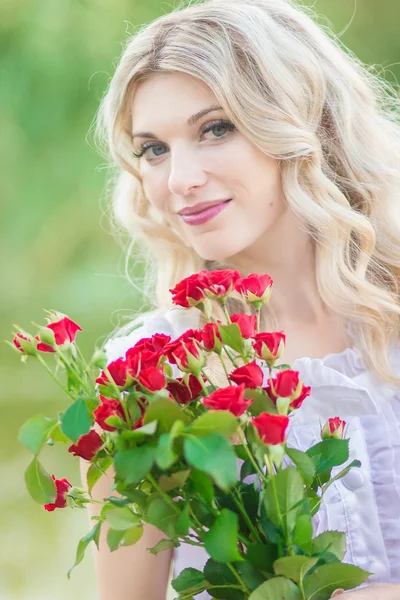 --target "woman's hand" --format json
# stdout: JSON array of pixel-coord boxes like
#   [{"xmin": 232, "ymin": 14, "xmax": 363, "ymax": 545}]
[{"xmin": 330, "ymin": 583, "xmax": 400, "ymax": 599}]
